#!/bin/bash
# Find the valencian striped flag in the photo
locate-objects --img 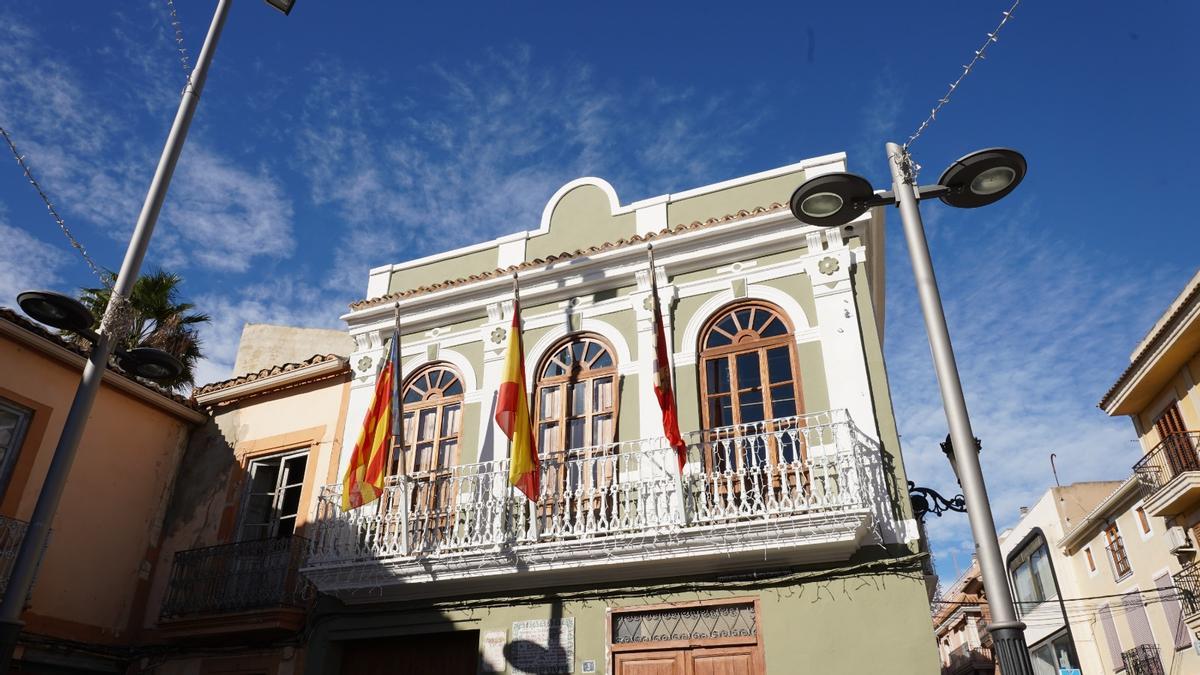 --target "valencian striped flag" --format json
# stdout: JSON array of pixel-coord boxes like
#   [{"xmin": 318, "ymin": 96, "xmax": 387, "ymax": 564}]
[
  {"xmin": 341, "ymin": 309, "xmax": 401, "ymax": 511},
  {"xmin": 648, "ymin": 244, "xmax": 687, "ymax": 472},
  {"xmin": 495, "ymin": 275, "xmax": 540, "ymax": 501}
]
